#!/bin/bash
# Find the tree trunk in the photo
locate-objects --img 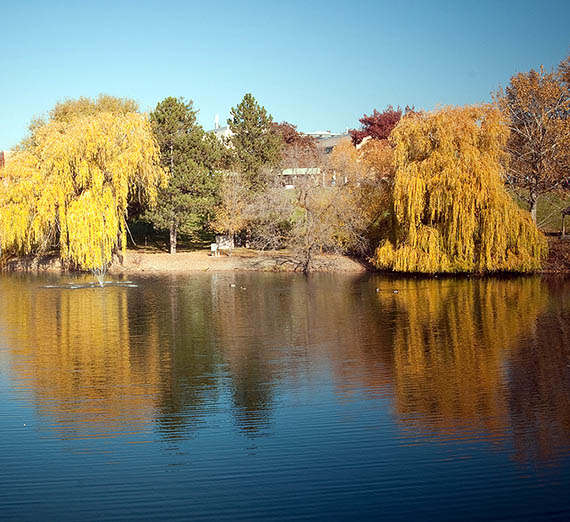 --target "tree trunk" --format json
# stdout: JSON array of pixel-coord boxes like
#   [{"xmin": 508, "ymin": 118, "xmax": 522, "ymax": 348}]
[
  {"xmin": 302, "ymin": 245, "xmax": 314, "ymax": 273},
  {"xmin": 117, "ymin": 233, "xmax": 124, "ymax": 265},
  {"xmin": 529, "ymin": 195, "xmax": 538, "ymax": 224},
  {"xmin": 169, "ymin": 221, "xmax": 177, "ymax": 254}
]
